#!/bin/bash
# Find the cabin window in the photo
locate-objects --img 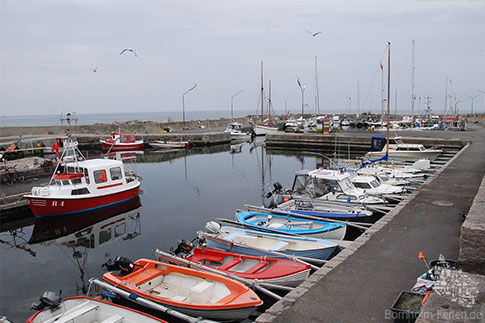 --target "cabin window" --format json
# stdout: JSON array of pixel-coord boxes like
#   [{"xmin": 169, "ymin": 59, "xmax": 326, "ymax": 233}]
[
  {"xmin": 71, "ymin": 188, "xmax": 90, "ymax": 195},
  {"xmin": 110, "ymin": 167, "xmax": 122, "ymax": 181},
  {"xmin": 99, "ymin": 228, "xmax": 112, "ymax": 244},
  {"xmin": 84, "ymin": 168, "xmax": 90, "ymax": 184},
  {"xmin": 337, "ymin": 194, "xmax": 357, "ymax": 201},
  {"xmin": 120, "ymin": 136, "xmax": 127, "ymax": 143},
  {"xmin": 370, "ymin": 180, "xmax": 380, "ymax": 188},
  {"xmin": 130, "ymin": 135, "xmax": 135, "ymax": 141},
  {"xmin": 354, "ymin": 183, "xmax": 371, "ymax": 189},
  {"xmin": 94, "ymin": 170, "xmax": 108, "ymax": 183},
  {"xmin": 62, "ymin": 180, "xmax": 70, "ymax": 186},
  {"xmin": 114, "ymin": 223, "xmax": 126, "ymax": 237},
  {"xmin": 72, "ymin": 178, "xmax": 82, "ymax": 185}
]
